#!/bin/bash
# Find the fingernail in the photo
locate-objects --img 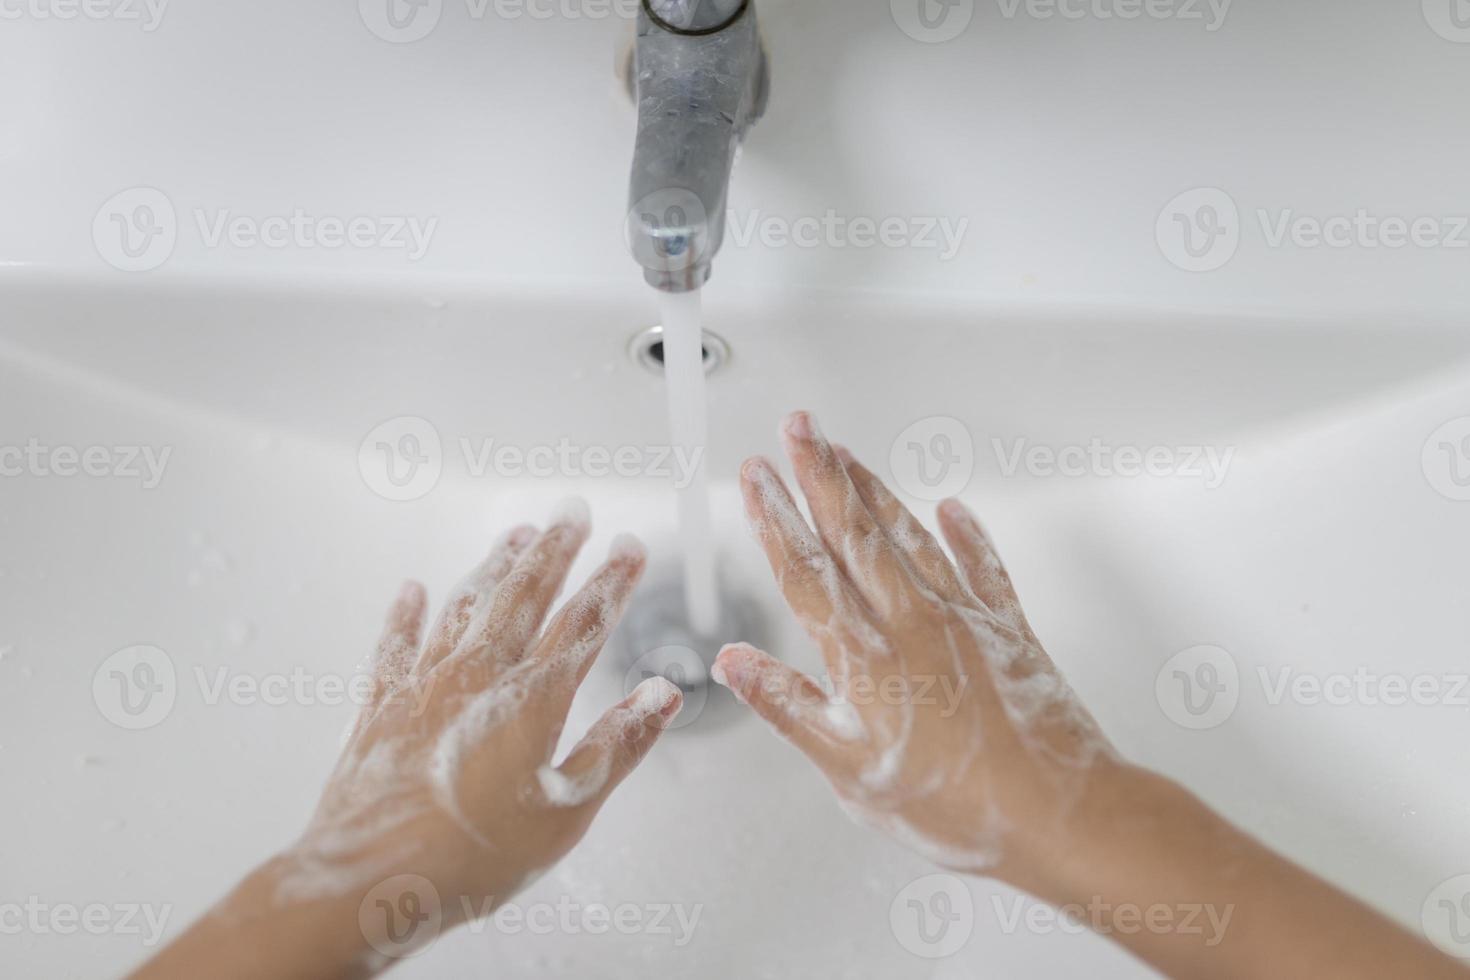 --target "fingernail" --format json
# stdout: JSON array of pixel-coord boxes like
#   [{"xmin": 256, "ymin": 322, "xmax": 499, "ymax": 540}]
[
  {"xmin": 550, "ymin": 497, "xmax": 591, "ymax": 534},
  {"xmin": 833, "ymin": 444, "xmax": 855, "ymax": 467},
  {"xmin": 507, "ymin": 524, "xmax": 538, "ymax": 548},
  {"xmin": 781, "ymin": 411, "xmax": 819, "ymax": 442},
  {"xmin": 712, "ymin": 645, "xmax": 752, "ymax": 691},
  {"xmin": 632, "ymin": 676, "xmax": 682, "ymax": 716},
  {"xmin": 609, "ymin": 532, "xmax": 647, "ymax": 564},
  {"xmin": 939, "ymin": 499, "xmax": 971, "ymax": 523}
]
